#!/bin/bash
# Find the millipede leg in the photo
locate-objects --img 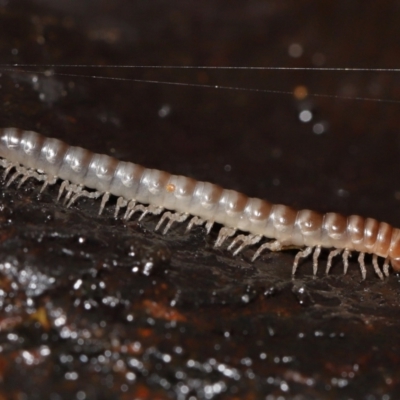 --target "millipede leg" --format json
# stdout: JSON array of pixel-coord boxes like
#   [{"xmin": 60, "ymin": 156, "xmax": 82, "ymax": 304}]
[
  {"xmin": 66, "ymin": 188, "xmax": 102, "ymax": 208},
  {"xmin": 3, "ymin": 162, "xmax": 16, "ymax": 180},
  {"xmin": 115, "ymin": 197, "xmax": 128, "ymax": 218},
  {"xmin": 326, "ymin": 249, "xmax": 342, "ymax": 275},
  {"xmin": 6, "ymin": 166, "xmax": 26, "ymax": 187},
  {"xmin": 17, "ymin": 170, "xmax": 34, "ymax": 188},
  {"xmin": 292, "ymin": 246, "xmax": 313, "ymax": 275},
  {"xmin": 383, "ymin": 257, "xmax": 390, "ymax": 277},
  {"xmin": 40, "ymin": 180, "xmax": 48, "ymax": 193},
  {"xmin": 155, "ymin": 212, "xmax": 188, "ymax": 234},
  {"xmin": 227, "ymin": 234, "xmax": 262, "ymax": 256},
  {"xmin": 252, "ymin": 240, "xmax": 282, "ymax": 261},
  {"xmin": 17, "ymin": 168, "xmax": 48, "ymax": 189},
  {"xmin": 99, "ymin": 192, "xmax": 110, "ymax": 215},
  {"xmin": 138, "ymin": 205, "xmax": 164, "ymax": 221},
  {"xmin": 5, "ymin": 171, "xmax": 19, "ymax": 187},
  {"xmin": 126, "ymin": 204, "xmax": 147, "ymax": 220},
  {"xmin": 358, "ymin": 252, "xmax": 367, "ymax": 280},
  {"xmin": 312, "ymin": 246, "xmax": 321, "ymax": 276},
  {"xmin": 40, "ymin": 175, "xmax": 57, "ymax": 193},
  {"xmin": 186, "ymin": 216, "xmax": 205, "ymax": 232},
  {"xmin": 205, "ymin": 221, "xmax": 214, "ymax": 234},
  {"xmin": 123, "ymin": 200, "xmax": 136, "ymax": 219},
  {"xmin": 64, "ymin": 184, "xmax": 83, "ymax": 205},
  {"xmin": 214, "ymin": 227, "xmax": 236, "ymax": 248},
  {"xmin": 125, "ymin": 204, "xmax": 163, "ymax": 221},
  {"xmin": 372, "ymin": 254, "xmax": 384, "ymax": 280},
  {"xmin": 342, "ymin": 249, "xmax": 350, "ymax": 275},
  {"xmin": 17, "ymin": 175, "xmax": 29, "ymax": 188},
  {"xmin": 57, "ymin": 180, "xmax": 70, "ymax": 201}
]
